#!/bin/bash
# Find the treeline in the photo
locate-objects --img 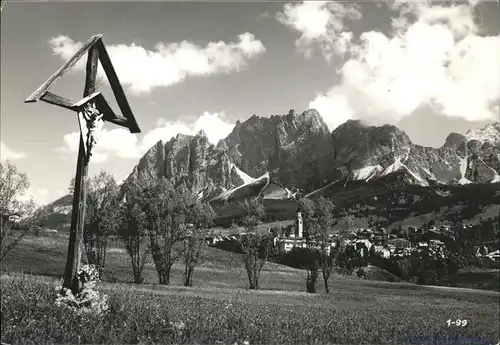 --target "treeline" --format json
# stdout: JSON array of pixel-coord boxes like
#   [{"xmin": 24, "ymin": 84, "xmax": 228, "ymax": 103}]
[
  {"xmin": 71, "ymin": 170, "xmax": 284, "ymax": 290},
  {"xmin": 66, "ymin": 171, "xmax": 220, "ymax": 287}
]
